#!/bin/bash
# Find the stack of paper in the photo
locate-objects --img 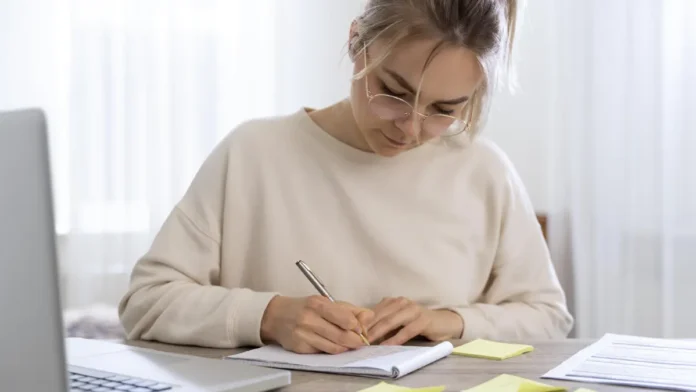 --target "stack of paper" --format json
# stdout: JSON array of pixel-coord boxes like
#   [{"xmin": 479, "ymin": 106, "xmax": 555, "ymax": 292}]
[{"xmin": 543, "ymin": 333, "xmax": 696, "ymax": 391}]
